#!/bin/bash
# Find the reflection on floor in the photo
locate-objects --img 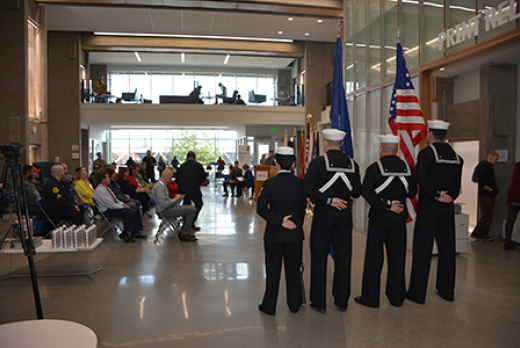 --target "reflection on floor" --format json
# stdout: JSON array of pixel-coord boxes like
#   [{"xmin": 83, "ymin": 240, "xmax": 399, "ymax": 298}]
[{"xmin": 1, "ymin": 185, "xmax": 519, "ymax": 347}]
